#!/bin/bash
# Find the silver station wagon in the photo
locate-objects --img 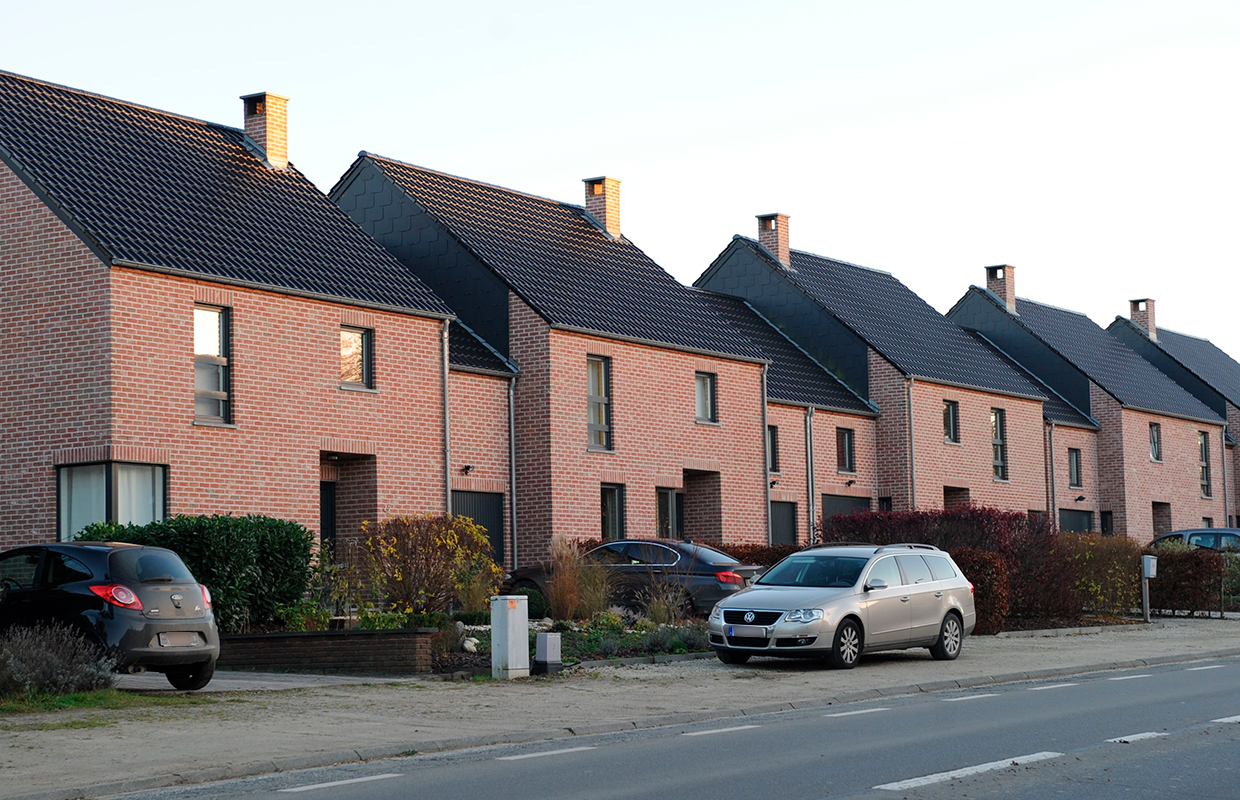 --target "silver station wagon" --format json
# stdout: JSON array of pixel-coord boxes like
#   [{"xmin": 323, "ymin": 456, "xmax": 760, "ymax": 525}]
[{"xmin": 707, "ymin": 544, "xmax": 976, "ymax": 669}]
